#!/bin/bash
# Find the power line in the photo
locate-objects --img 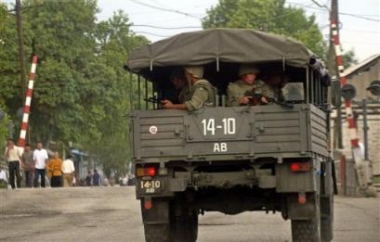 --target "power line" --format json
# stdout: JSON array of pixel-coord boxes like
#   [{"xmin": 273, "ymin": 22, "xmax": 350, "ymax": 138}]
[
  {"xmin": 130, "ymin": 24, "xmax": 201, "ymax": 30},
  {"xmin": 289, "ymin": 1, "xmax": 380, "ymax": 22},
  {"xmin": 132, "ymin": 30, "xmax": 171, "ymax": 38},
  {"xmin": 339, "ymin": 12, "xmax": 380, "ymax": 22},
  {"xmin": 341, "ymin": 29, "xmax": 380, "ymax": 34},
  {"xmin": 128, "ymin": 0, "xmax": 201, "ymax": 19},
  {"xmin": 339, "ymin": 41, "xmax": 379, "ymax": 45}
]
